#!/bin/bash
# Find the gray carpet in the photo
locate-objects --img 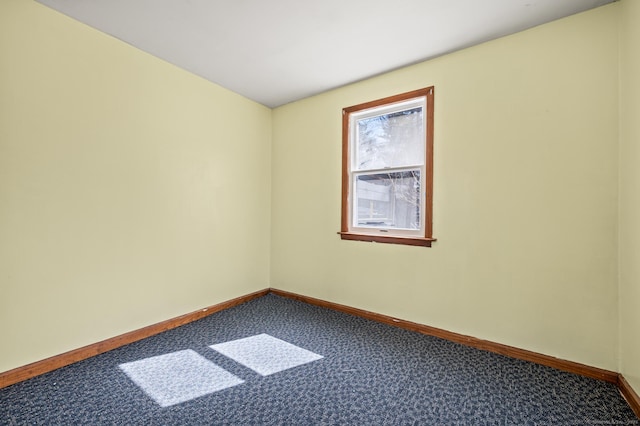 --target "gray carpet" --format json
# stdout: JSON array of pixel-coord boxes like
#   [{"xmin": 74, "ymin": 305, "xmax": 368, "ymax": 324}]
[{"xmin": 1, "ymin": 293, "xmax": 638, "ymax": 425}]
